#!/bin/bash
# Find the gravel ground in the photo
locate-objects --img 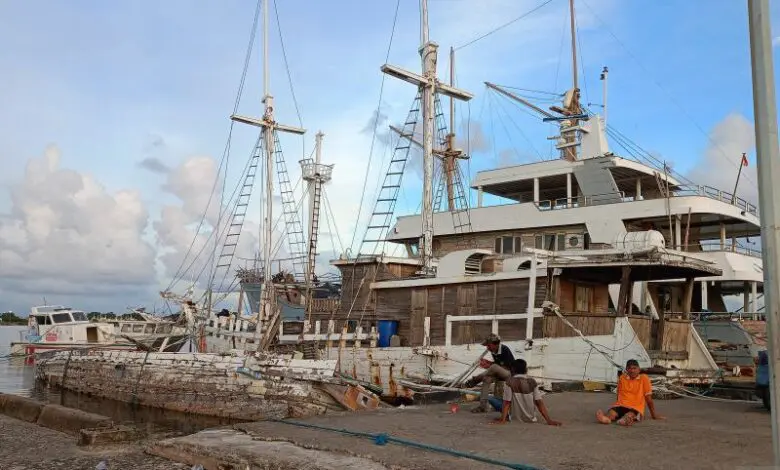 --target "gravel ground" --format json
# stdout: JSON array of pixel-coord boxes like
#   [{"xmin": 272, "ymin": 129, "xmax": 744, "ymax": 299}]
[{"xmin": 0, "ymin": 414, "xmax": 189, "ymax": 470}]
